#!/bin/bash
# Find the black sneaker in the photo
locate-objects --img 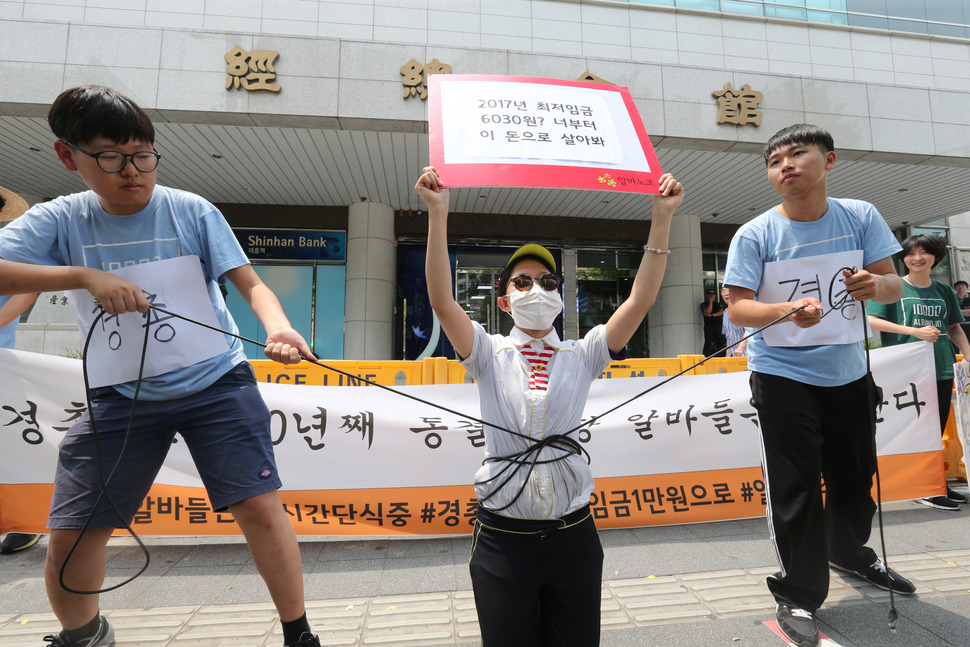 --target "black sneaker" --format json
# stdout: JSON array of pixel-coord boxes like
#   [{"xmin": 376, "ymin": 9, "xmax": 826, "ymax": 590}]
[
  {"xmin": 776, "ymin": 604, "xmax": 819, "ymax": 647},
  {"xmin": 830, "ymin": 558, "xmax": 916, "ymax": 595},
  {"xmin": 917, "ymin": 495, "xmax": 960, "ymax": 511},
  {"xmin": 284, "ymin": 632, "xmax": 320, "ymax": 647},
  {"xmin": 946, "ymin": 487, "xmax": 968, "ymax": 504},
  {"xmin": 43, "ymin": 615, "xmax": 115, "ymax": 647},
  {"xmin": 0, "ymin": 533, "xmax": 41, "ymax": 554}
]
